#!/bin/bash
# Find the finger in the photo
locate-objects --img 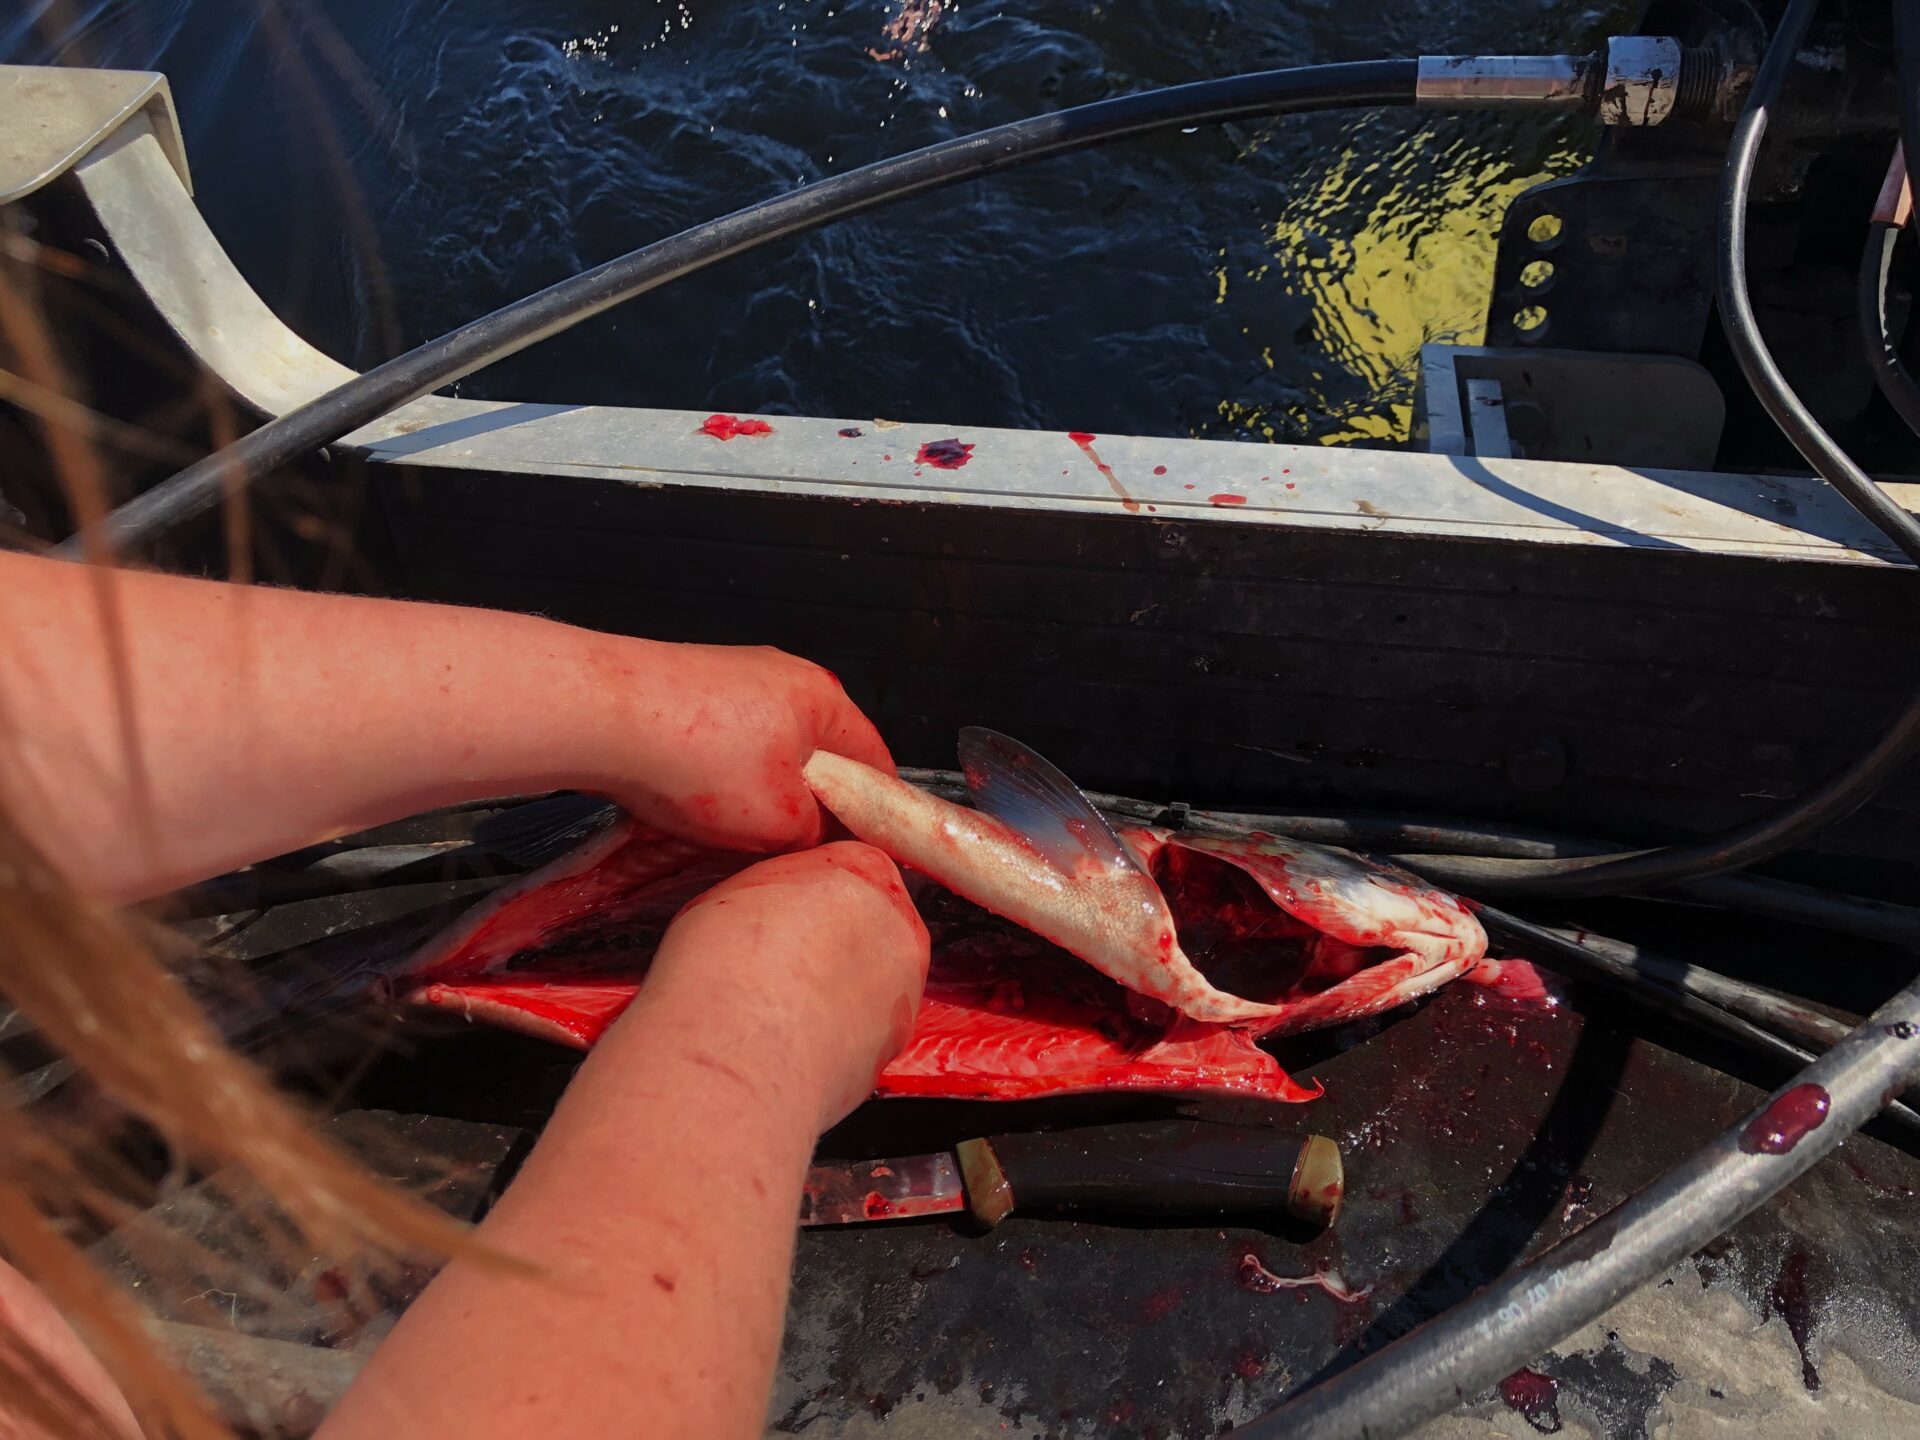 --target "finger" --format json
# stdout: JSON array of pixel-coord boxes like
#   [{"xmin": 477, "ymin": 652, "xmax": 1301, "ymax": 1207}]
[
  {"xmin": 790, "ymin": 659, "xmax": 894, "ymax": 773},
  {"xmin": 816, "ymin": 695, "xmax": 894, "ymax": 774}
]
